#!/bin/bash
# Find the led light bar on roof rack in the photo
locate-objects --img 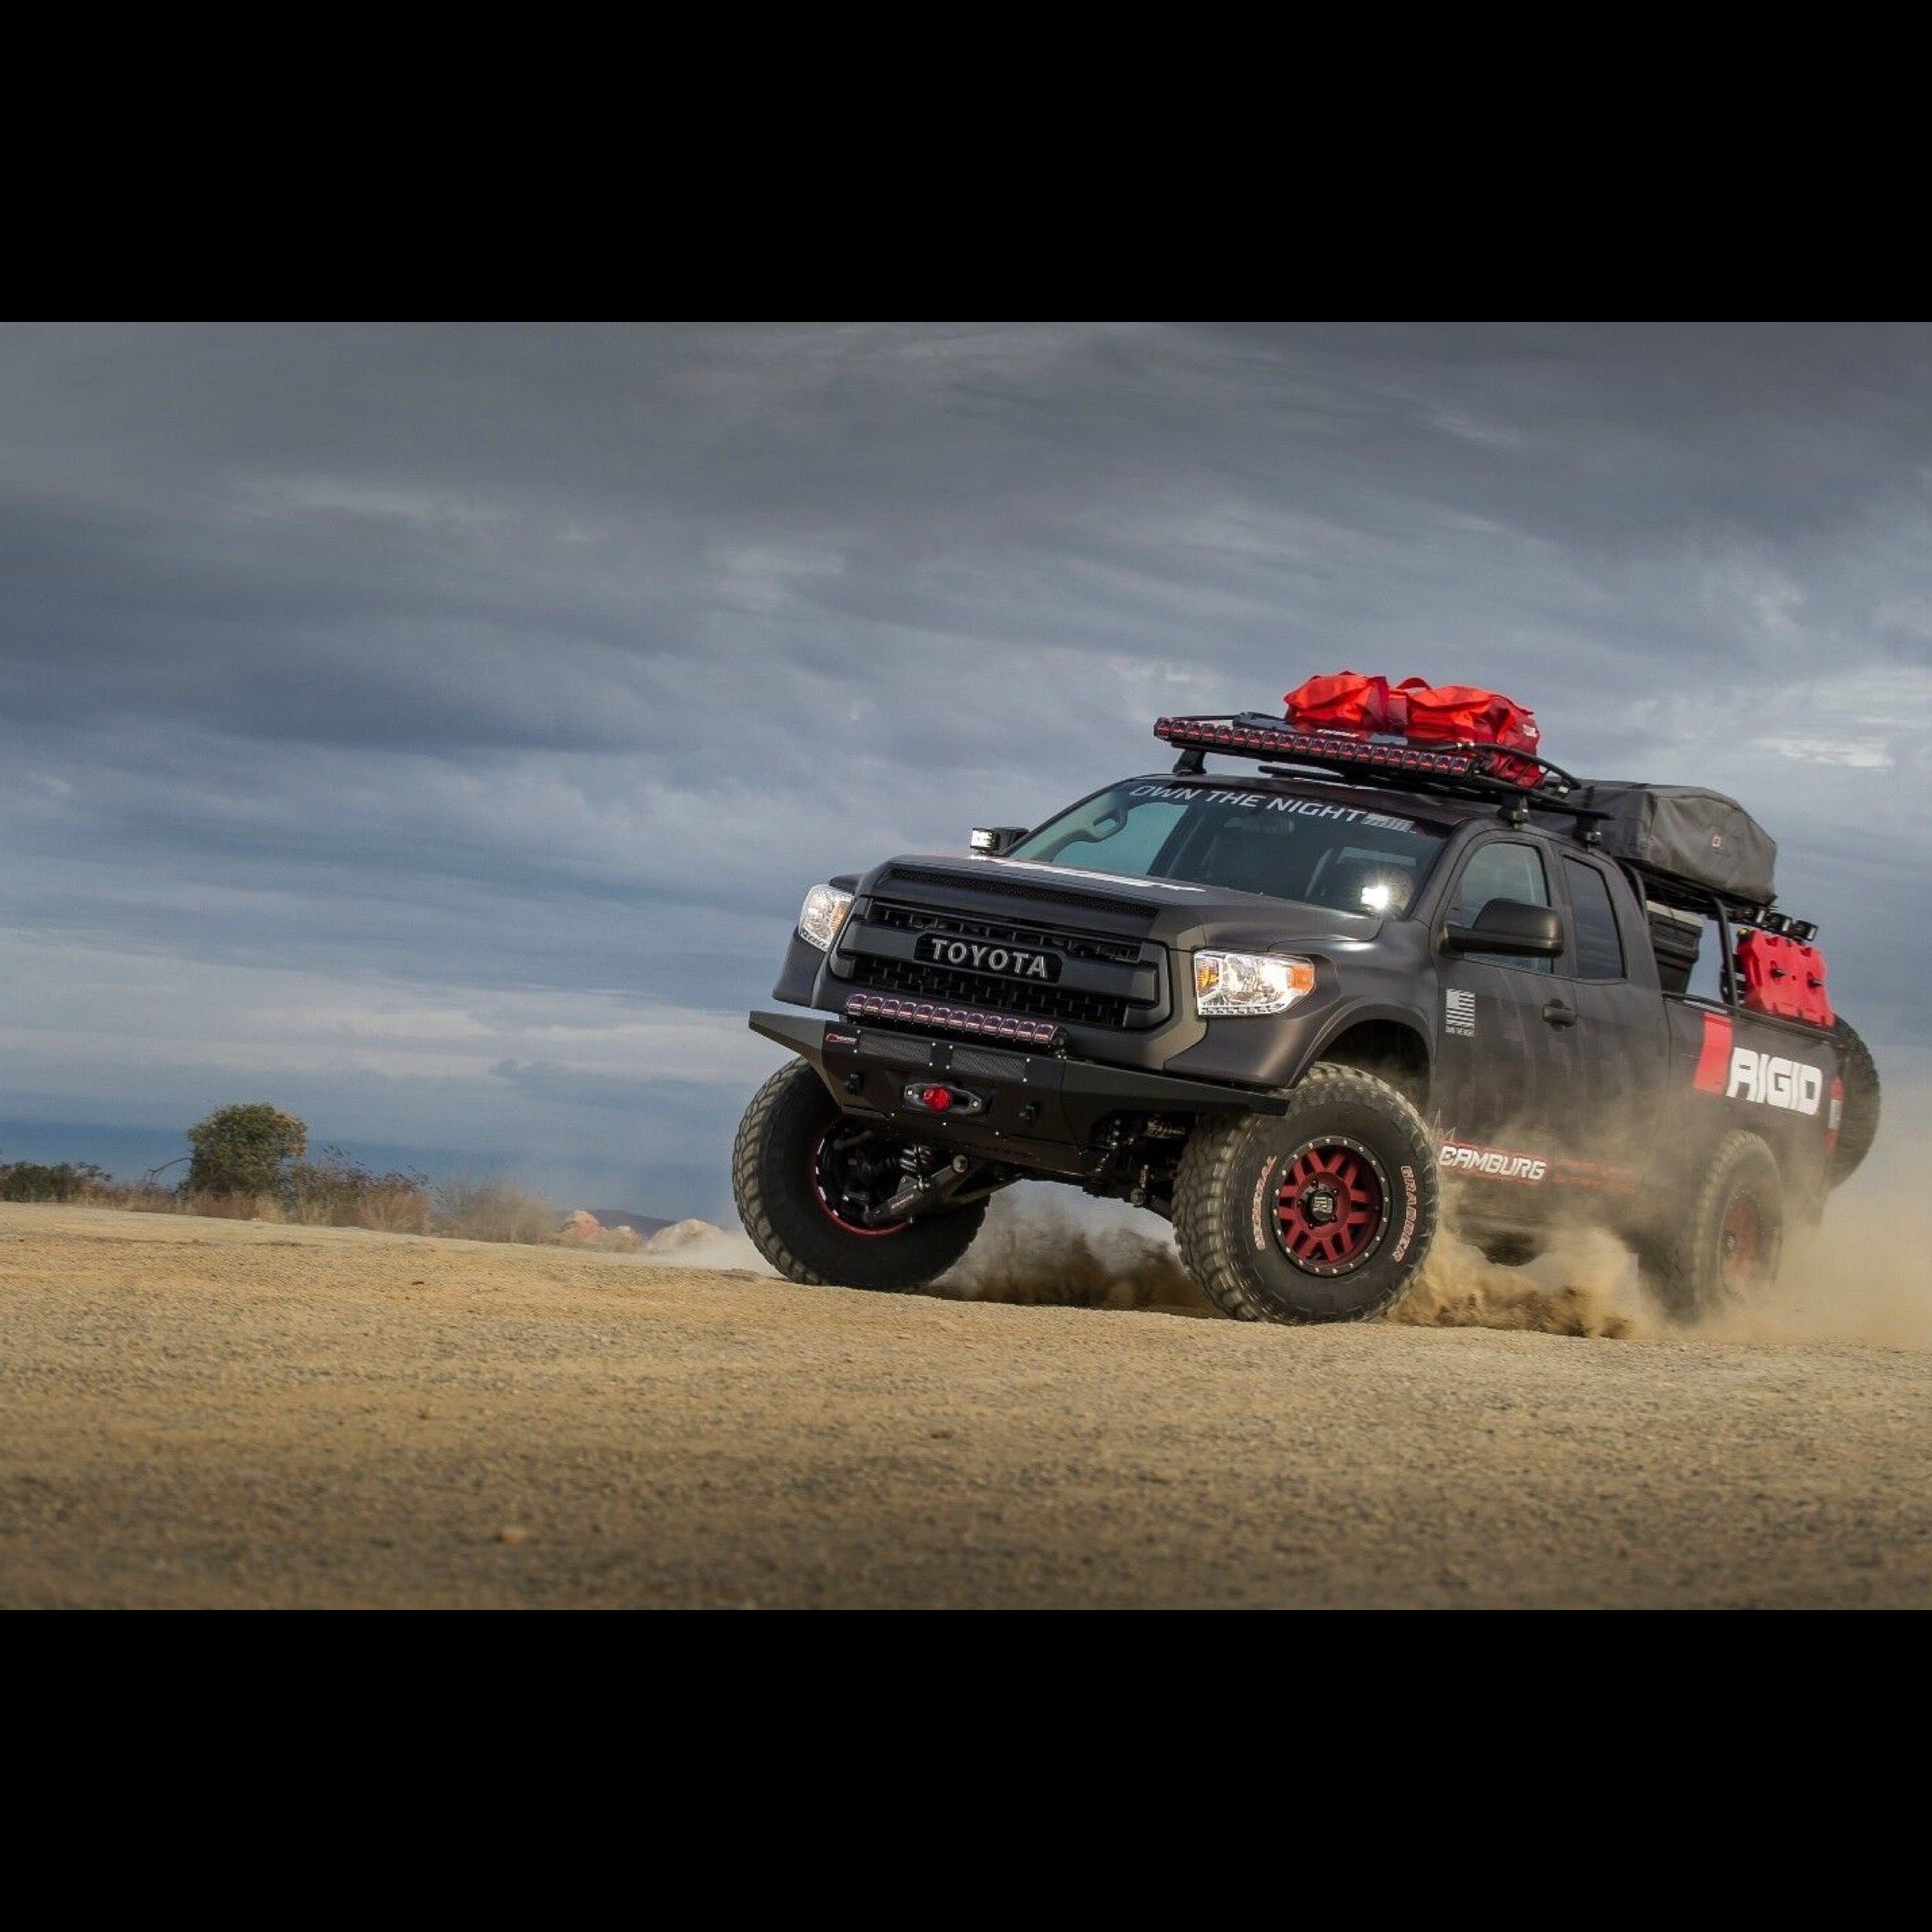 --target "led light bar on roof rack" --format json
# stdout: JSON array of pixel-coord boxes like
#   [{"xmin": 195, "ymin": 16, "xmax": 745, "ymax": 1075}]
[
  {"xmin": 1154, "ymin": 713, "xmax": 1577, "ymax": 797},
  {"xmin": 844, "ymin": 993, "xmax": 1065, "ymax": 1052}
]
